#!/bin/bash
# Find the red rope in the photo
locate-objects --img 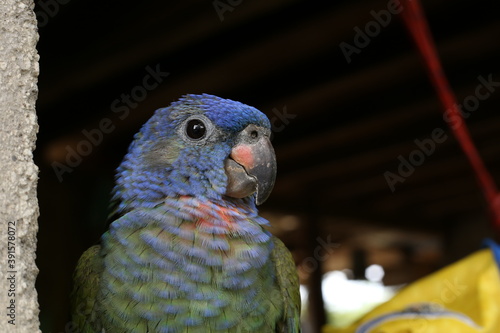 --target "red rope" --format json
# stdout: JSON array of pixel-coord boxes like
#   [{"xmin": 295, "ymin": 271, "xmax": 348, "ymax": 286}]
[{"xmin": 399, "ymin": 0, "xmax": 500, "ymax": 233}]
